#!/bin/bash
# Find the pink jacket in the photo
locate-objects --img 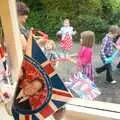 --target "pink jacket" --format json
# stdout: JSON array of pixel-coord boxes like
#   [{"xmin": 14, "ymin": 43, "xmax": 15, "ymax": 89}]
[{"xmin": 77, "ymin": 46, "xmax": 93, "ymax": 67}]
